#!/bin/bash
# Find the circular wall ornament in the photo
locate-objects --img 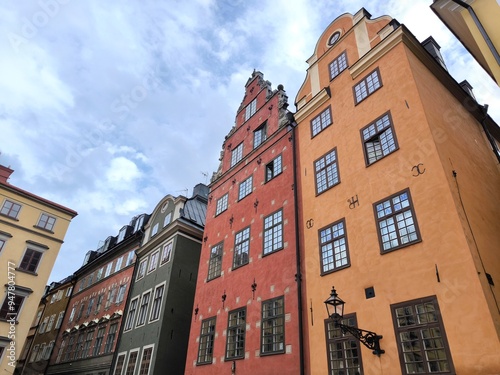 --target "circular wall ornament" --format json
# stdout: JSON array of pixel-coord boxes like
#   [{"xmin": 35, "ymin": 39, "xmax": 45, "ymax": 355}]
[{"xmin": 328, "ymin": 31, "xmax": 341, "ymax": 46}]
